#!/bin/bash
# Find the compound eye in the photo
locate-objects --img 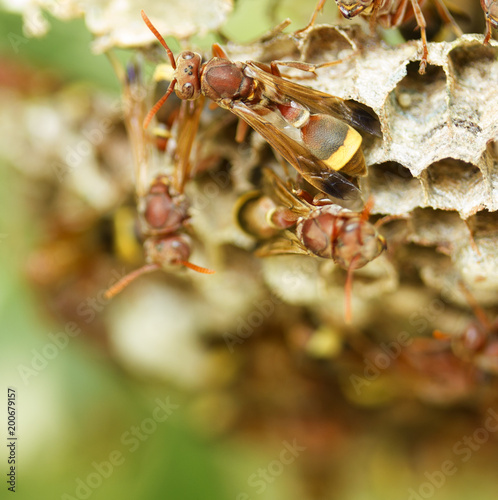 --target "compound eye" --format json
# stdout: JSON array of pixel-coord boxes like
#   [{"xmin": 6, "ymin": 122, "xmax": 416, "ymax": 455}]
[{"xmin": 181, "ymin": 82, "xmax": 194, "ymax": 99}]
